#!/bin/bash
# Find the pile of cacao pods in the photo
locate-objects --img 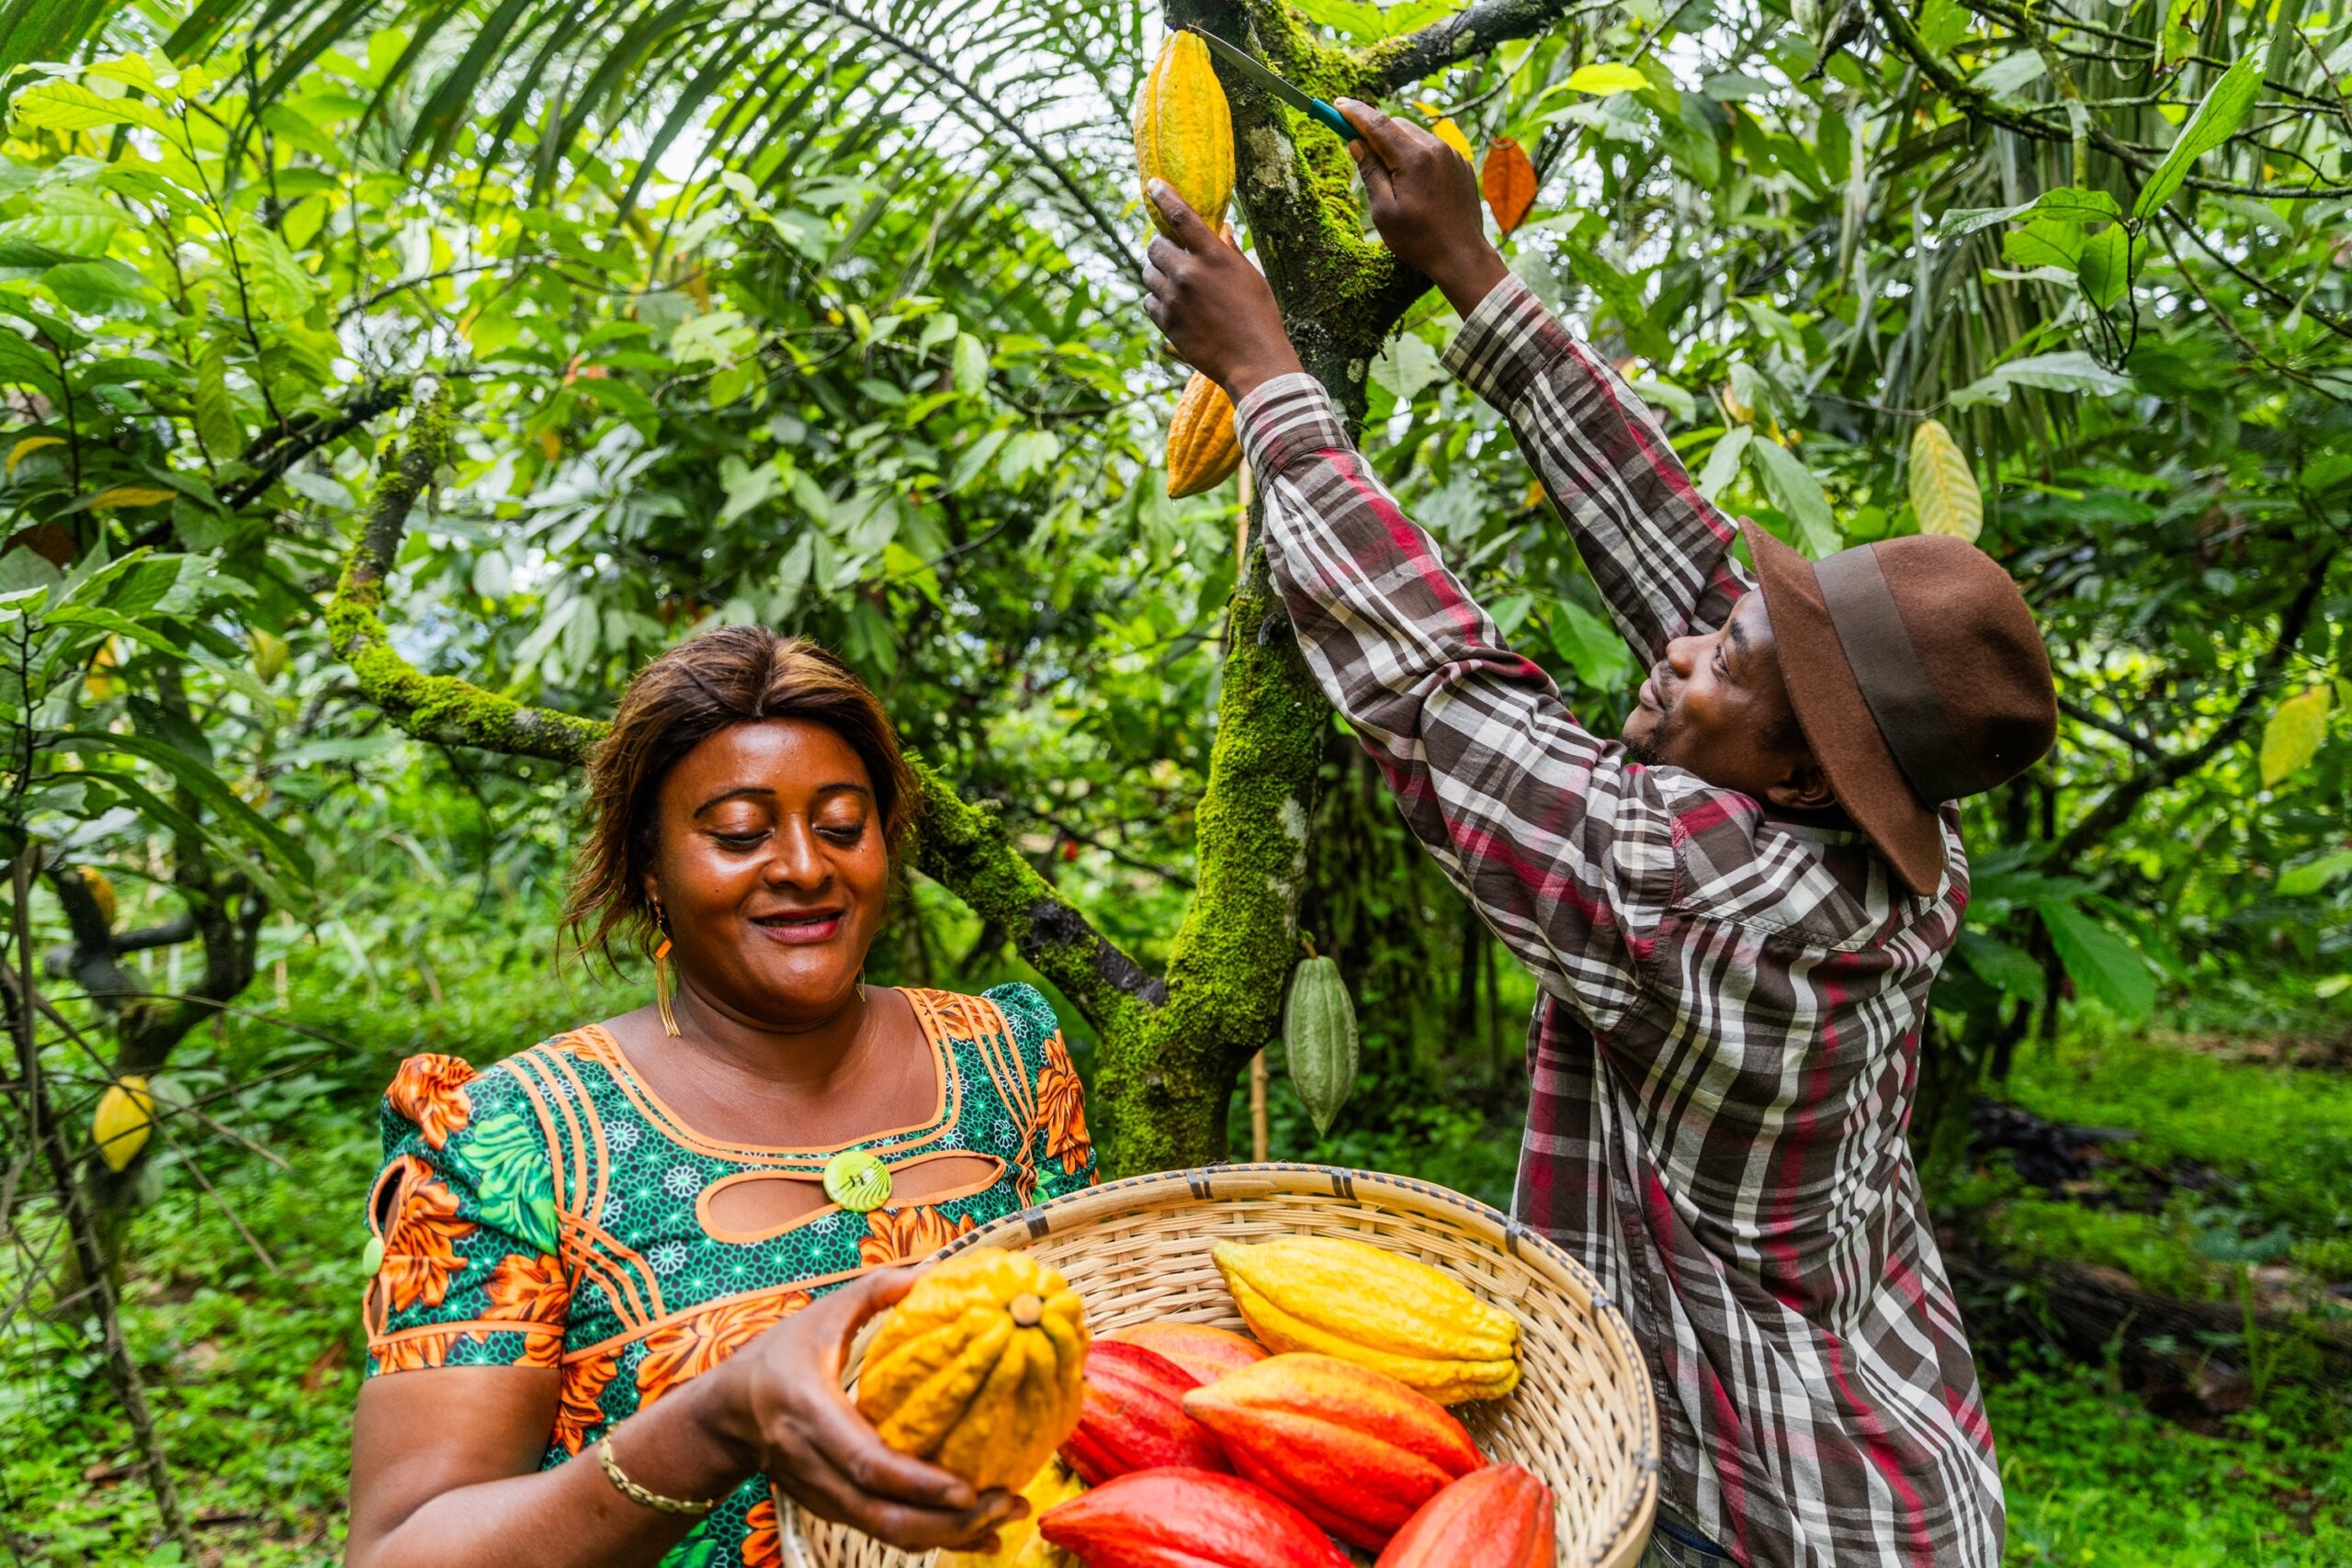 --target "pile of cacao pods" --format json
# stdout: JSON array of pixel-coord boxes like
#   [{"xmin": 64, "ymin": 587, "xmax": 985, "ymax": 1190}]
[{"xmin": 854, "ymin": 1235, "xmax": 1544, "ymax": 1568}]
